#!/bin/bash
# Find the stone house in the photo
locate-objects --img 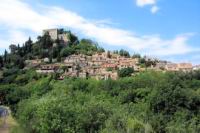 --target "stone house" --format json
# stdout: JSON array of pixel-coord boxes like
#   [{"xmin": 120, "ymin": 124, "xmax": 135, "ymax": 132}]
[
  {"xmin": 40, "ymin": 64, "xmax": 59, "ymax": 70},
  {"xmin": 107, "ymin": 58, "xmax": 118, "ymax": 64},
  {"xmin": 43, "ymin": 28, "xmax": 70, "ymax": 44},
  {"xmin": 133, "ymin": 65, "xmax": 140, "ymax": 71},
  {"xmin": 165, "ymin": 63, "xmax": 179, "ymax": 71},
  {"xmin": 44, "ymin": 58, "xmax": 50, "ymax": 63},
  {"xmin": 25, "ymin": 59, "xmax": 42, "ymax": 68},
  {"xmin": 96, "ymin": 71, "xmax": 118, "ymax": 80},
  {"xmin": 102, "ymin": 63, "xmax": 117, "ymax": 70},
  {"xmin": 109, "ymin": 72, "xmax": 118, "ymax": 80},
  {"xmin": 78, "ymin": 72, "xmax": 87, "ymax": 78},
  {"xmin": 92, "ymin": 53, "xmax": 107, "ymax": 61},
  {"xmin": 43, "ymin": 29, "xmax": 58, "ymax": 40},
  {"xmin": 36, "ymin": 64, "xmax": 60, "ymax": 74},
  {"xmin": 178, "ymin": 63, "xmax": 193, "ymax": 71},
  {"xmin": 58, "ymin": 34, "xmax": 69, "ymax": 44},
  {"xmin": 155, "ymin": 62, "xmax": 167, "ymax": 70},
  {"xmin": 118, "ymin": 61, "xmax": 132, "ymax": 69},
  {"xmin": 35, "ymin": 48, "xmax": 143, "ymax": 80}
]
